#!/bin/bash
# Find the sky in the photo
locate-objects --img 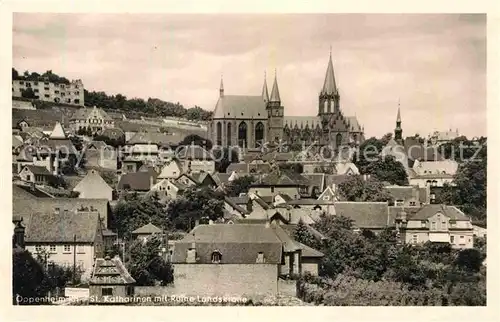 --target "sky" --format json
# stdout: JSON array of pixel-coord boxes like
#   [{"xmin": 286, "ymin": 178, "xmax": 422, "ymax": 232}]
[{"xmin": 12, "ymin": 13, "xmax": 486, "ymax": 138}]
